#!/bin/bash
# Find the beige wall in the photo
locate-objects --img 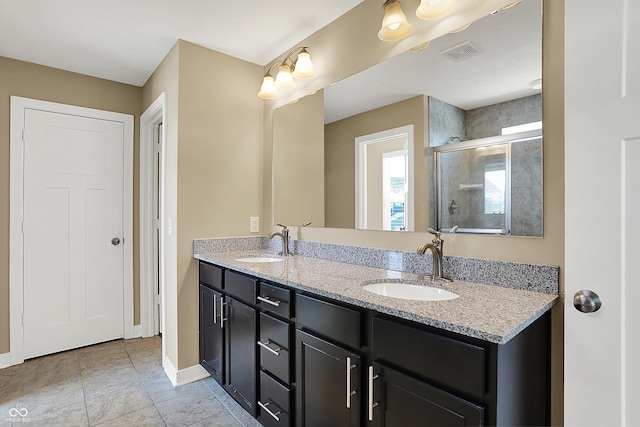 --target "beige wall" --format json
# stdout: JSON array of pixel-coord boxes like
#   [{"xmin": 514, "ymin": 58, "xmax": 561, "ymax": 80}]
[
  {"xmin": 142, "ymin": 40, "xmax": 264, "ymax": 370},
  {"xmin": 324, "ymin": 95, "xmax": 428, "ymax": 230},
  {"xmin": 263, "ymin": 0, "xmax": 564, "ymax": 424},
  {"xmin": 273, "ymin": 91, "xmax": 325, "ymax": 227},
  {"xmin": 0, "ymin": 56, "xmax": 142, "ymax": 355}
]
